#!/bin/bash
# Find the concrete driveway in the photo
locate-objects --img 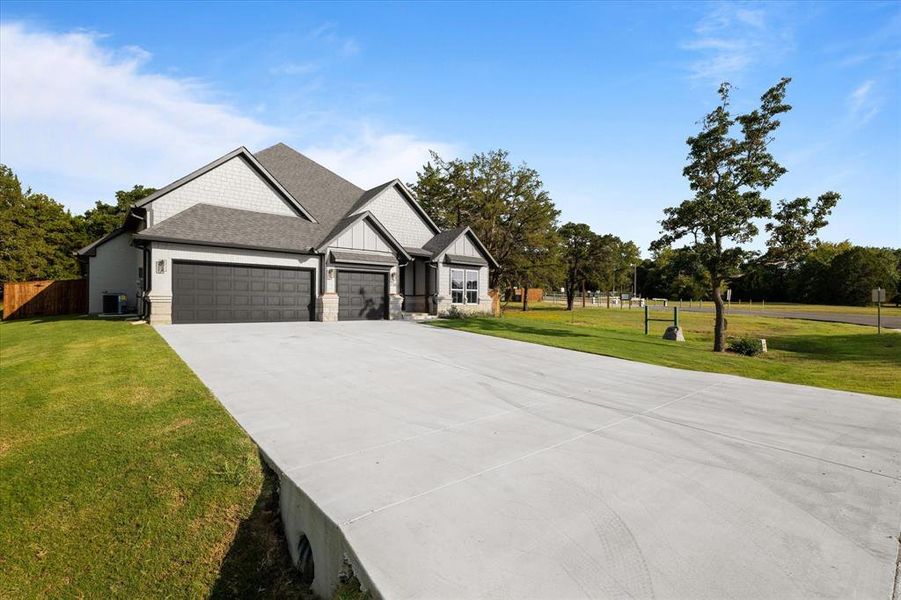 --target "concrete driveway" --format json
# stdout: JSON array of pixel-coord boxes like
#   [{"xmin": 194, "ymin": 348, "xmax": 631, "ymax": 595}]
[{"xmin": 157, "ymin": 321, "xmax": 901, "ymax": 600}]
